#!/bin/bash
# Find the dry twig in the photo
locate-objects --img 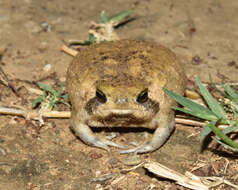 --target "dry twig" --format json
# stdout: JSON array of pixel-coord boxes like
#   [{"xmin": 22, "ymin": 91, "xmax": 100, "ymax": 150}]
[
  {"xmin": 175, "ymin": 118, "xmax": 205, "ymax": 127},
  {"xmin": 0, "ymin": 107, "xmax": 70, "ymax": 125},
  {"xmin": 144, "ymin": 161, "xmax": 238, "ymax": 190},
  {"xmin": 0, "ymin": 66, "xmax": 19, "ymax": 97},
  {"xmin": 61, "ymin": 45, "xmax": 78, "ymax": 57}
]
